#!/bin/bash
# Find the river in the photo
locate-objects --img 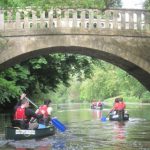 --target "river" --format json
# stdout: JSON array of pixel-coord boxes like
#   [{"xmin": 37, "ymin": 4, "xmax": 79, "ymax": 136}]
[{"xmin": 0, "ymin": 103, "xmax": 150, "ymax": 150}]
